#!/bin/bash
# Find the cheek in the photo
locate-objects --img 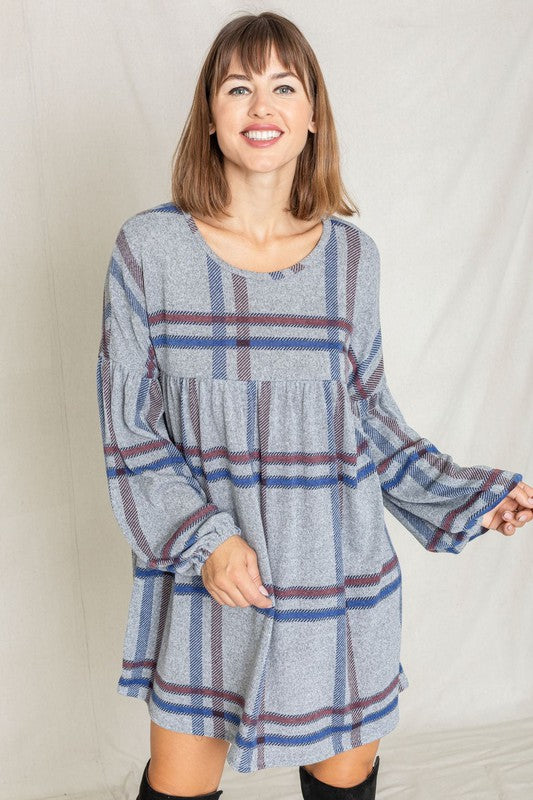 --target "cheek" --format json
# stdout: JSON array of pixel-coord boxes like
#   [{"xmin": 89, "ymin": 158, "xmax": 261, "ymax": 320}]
[
  {"xmin": 210, "ymin": 101, "xmax": 234, "ymax": 126},
  {"xmin": 288, "ymin": 105, "xmax": 314, "ymax": 128}
]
